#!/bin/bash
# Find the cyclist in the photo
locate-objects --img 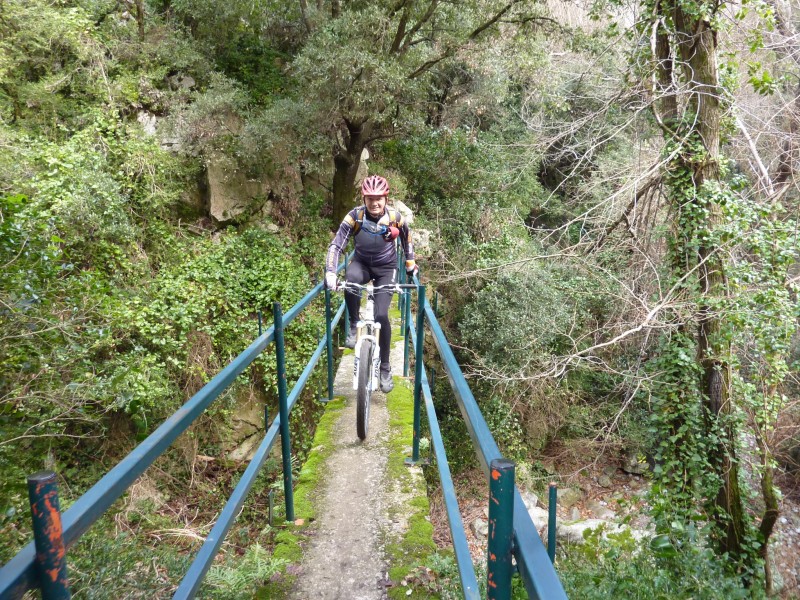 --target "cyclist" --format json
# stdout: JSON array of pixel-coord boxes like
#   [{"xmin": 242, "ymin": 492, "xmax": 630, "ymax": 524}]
[{"xmin": 325, "ymin": 174, "xmax": 418, "ymax": 393}]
